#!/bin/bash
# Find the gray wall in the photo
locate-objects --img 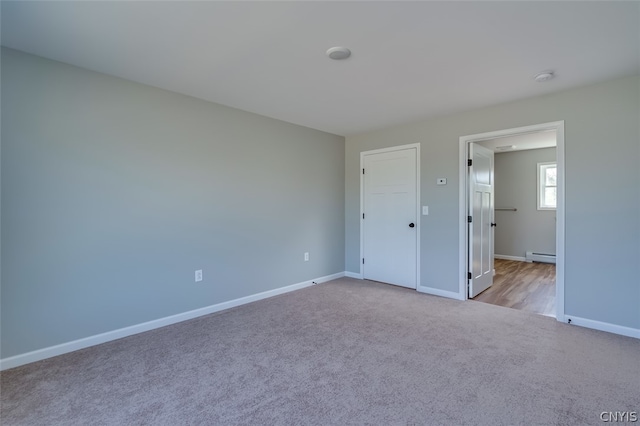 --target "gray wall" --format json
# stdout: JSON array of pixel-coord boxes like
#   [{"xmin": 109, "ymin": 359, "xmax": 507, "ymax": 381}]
[
  {"xmin": 493, "ymin": 147, "xmax": 557, "ymax": 258},
  {"xmin": 1, "ymin": 48, "xmax": 345, "ymax": 359},
  {"xmin": 346, "ymin": 74, "xmax": 640, "ymax": 330}
]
